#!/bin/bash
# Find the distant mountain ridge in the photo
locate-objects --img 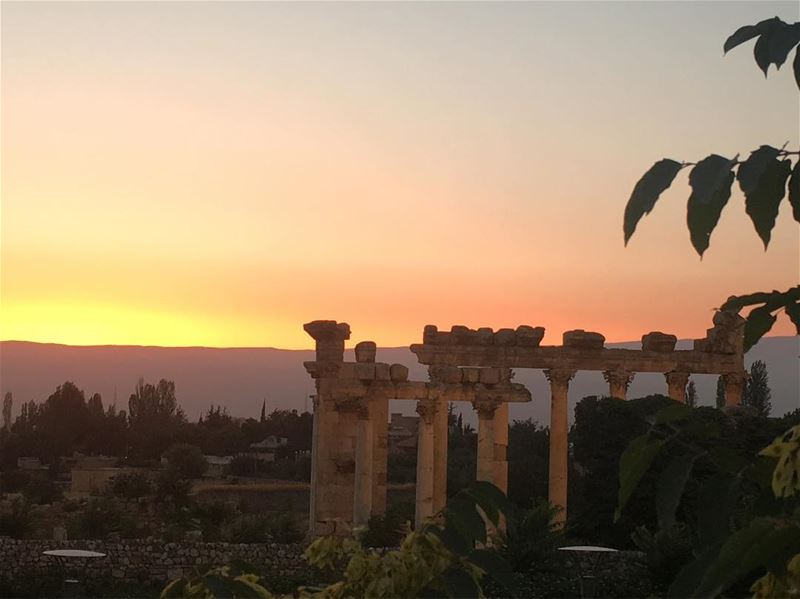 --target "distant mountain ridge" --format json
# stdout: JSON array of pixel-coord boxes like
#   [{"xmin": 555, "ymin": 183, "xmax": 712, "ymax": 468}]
[{"xmin": 1, "ymin": 337, "xmax": 797, "ymax": 425}]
